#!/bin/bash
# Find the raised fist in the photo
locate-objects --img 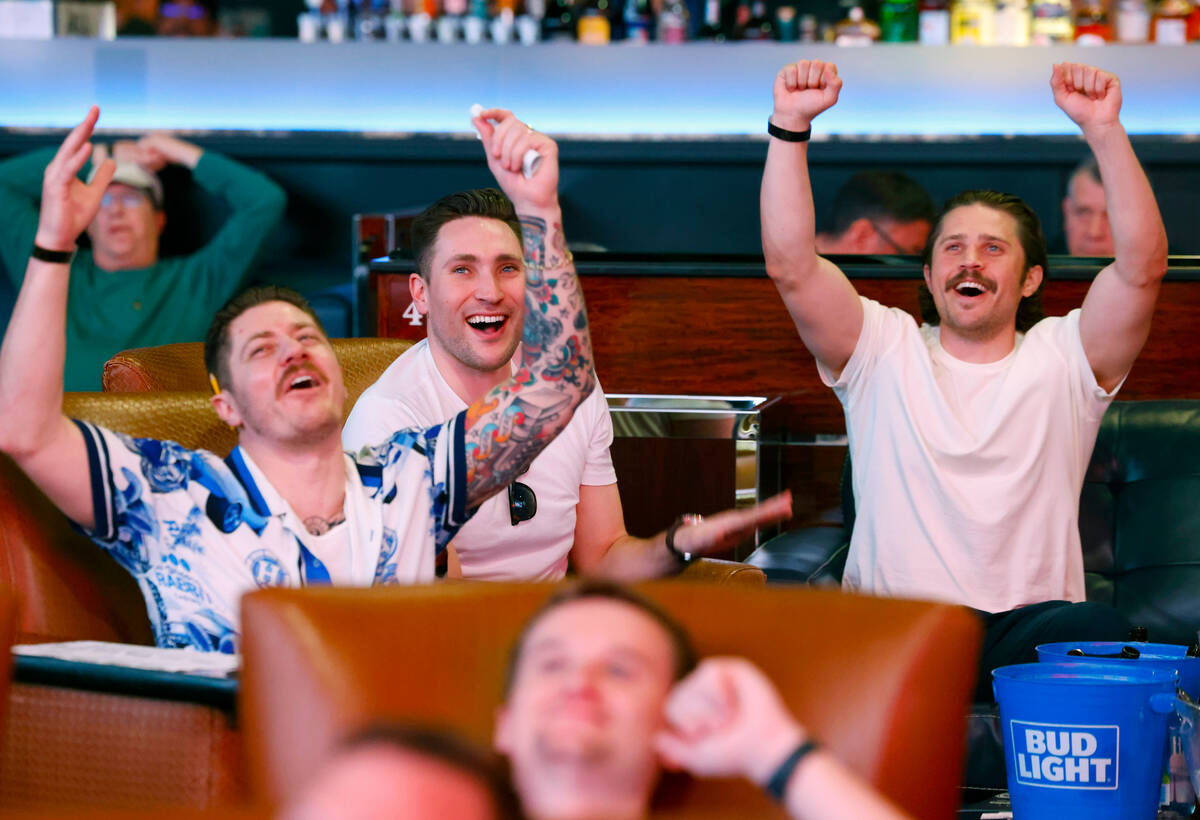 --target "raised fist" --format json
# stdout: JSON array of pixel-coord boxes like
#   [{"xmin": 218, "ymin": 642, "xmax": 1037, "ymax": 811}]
[
  {"xmin": 1051, "ymin": 62, "xmax": 1121, "ymax": 133},
  {"xmin": 772, "ymin": 60, "xmax": 843, "ymax": 132}
]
